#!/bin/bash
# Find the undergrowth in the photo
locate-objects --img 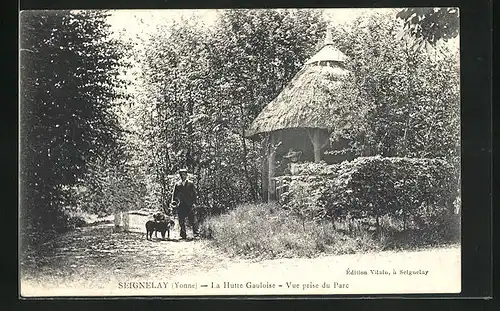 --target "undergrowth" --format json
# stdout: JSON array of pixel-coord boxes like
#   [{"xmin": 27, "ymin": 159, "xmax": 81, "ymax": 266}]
[{"xmin": 199, "ymin": 203, "xmax": 459, "ymax": 260}]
